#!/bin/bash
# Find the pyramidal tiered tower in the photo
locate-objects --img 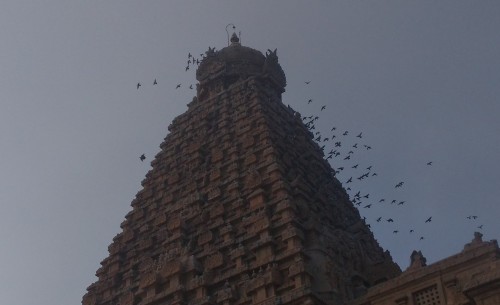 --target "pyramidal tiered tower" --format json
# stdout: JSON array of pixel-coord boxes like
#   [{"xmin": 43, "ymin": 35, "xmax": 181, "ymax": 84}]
[{"xmin": 83, "ymin": 34, "xmax": 400, "ymax": 305}]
